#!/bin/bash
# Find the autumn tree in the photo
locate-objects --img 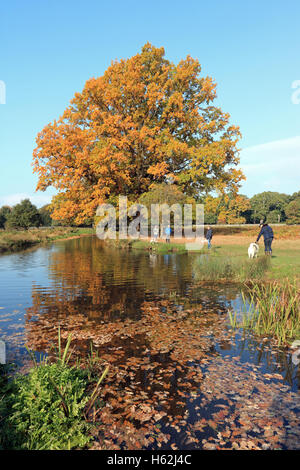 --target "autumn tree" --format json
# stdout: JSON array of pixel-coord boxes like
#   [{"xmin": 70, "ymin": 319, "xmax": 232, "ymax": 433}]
[
  {"xmin": 204, "ymin": 193, "xmax": 250, "ymax": 224},
  {"xmin": 33, "ymin": 43, "xmax": 244, "ymax": 225}
]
